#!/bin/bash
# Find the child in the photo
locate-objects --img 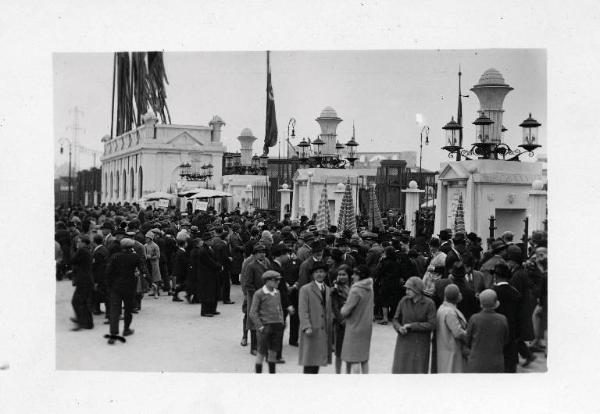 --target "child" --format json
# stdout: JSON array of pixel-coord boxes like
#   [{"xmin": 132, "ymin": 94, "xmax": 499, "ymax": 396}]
[{"xmin": 249, "ymin": 270, "xmax": 291, "ymax": 373}]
